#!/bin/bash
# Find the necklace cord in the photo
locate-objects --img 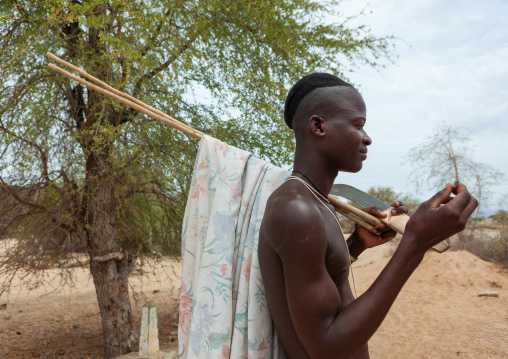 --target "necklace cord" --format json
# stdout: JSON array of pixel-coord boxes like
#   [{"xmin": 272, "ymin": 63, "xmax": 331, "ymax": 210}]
[
  {"xmin": 285, "ymin": 176, "xmax": 358, "ymax": 298},
  {"xmin": 292, "ymin": 170, "xmax": 329, "ymax": 199}
]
